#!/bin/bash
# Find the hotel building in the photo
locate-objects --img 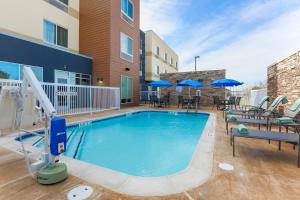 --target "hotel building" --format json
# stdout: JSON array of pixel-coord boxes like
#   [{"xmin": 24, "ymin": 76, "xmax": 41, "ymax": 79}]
[
  {"xmin": 80, "ymin": 0, "xmax": 140, "ymax": 105},
  {"xmin": 0, "ymin": 0, "xmax": 92, "ymax": 85},
  {"xmin": 144, "ymin": 30, "xmax": 179, "ymax": 82}
]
